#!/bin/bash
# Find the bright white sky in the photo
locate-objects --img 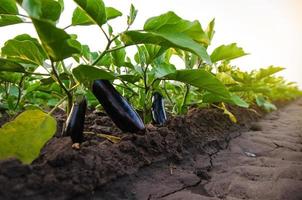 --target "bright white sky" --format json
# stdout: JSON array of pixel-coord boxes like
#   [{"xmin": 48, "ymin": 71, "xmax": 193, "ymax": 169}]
[{"xmin": 0, "ymin": 0, "xmax": 301, "ymax": 87}]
